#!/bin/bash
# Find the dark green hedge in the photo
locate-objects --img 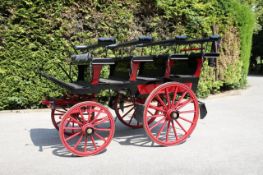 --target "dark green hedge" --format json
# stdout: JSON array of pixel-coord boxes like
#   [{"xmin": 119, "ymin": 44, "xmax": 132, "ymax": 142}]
[{"xmin": 0, "ymin": 0, "xmax": 256, "ymax": 110}]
